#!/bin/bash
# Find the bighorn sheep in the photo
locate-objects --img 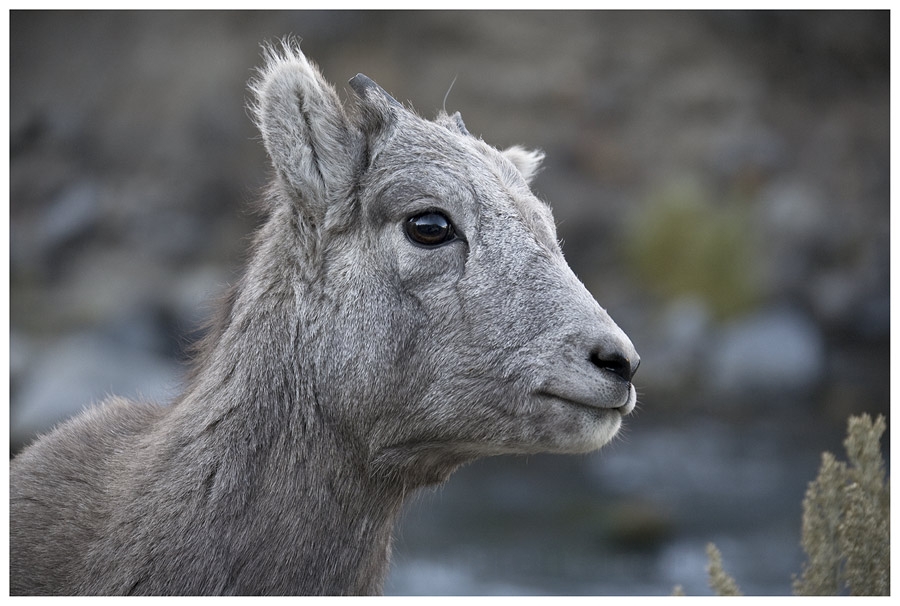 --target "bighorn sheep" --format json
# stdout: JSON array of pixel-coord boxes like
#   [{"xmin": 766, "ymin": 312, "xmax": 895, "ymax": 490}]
[{"xmin": 10, "ymin": 43, "xmax": 639, "ymax": 595}]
